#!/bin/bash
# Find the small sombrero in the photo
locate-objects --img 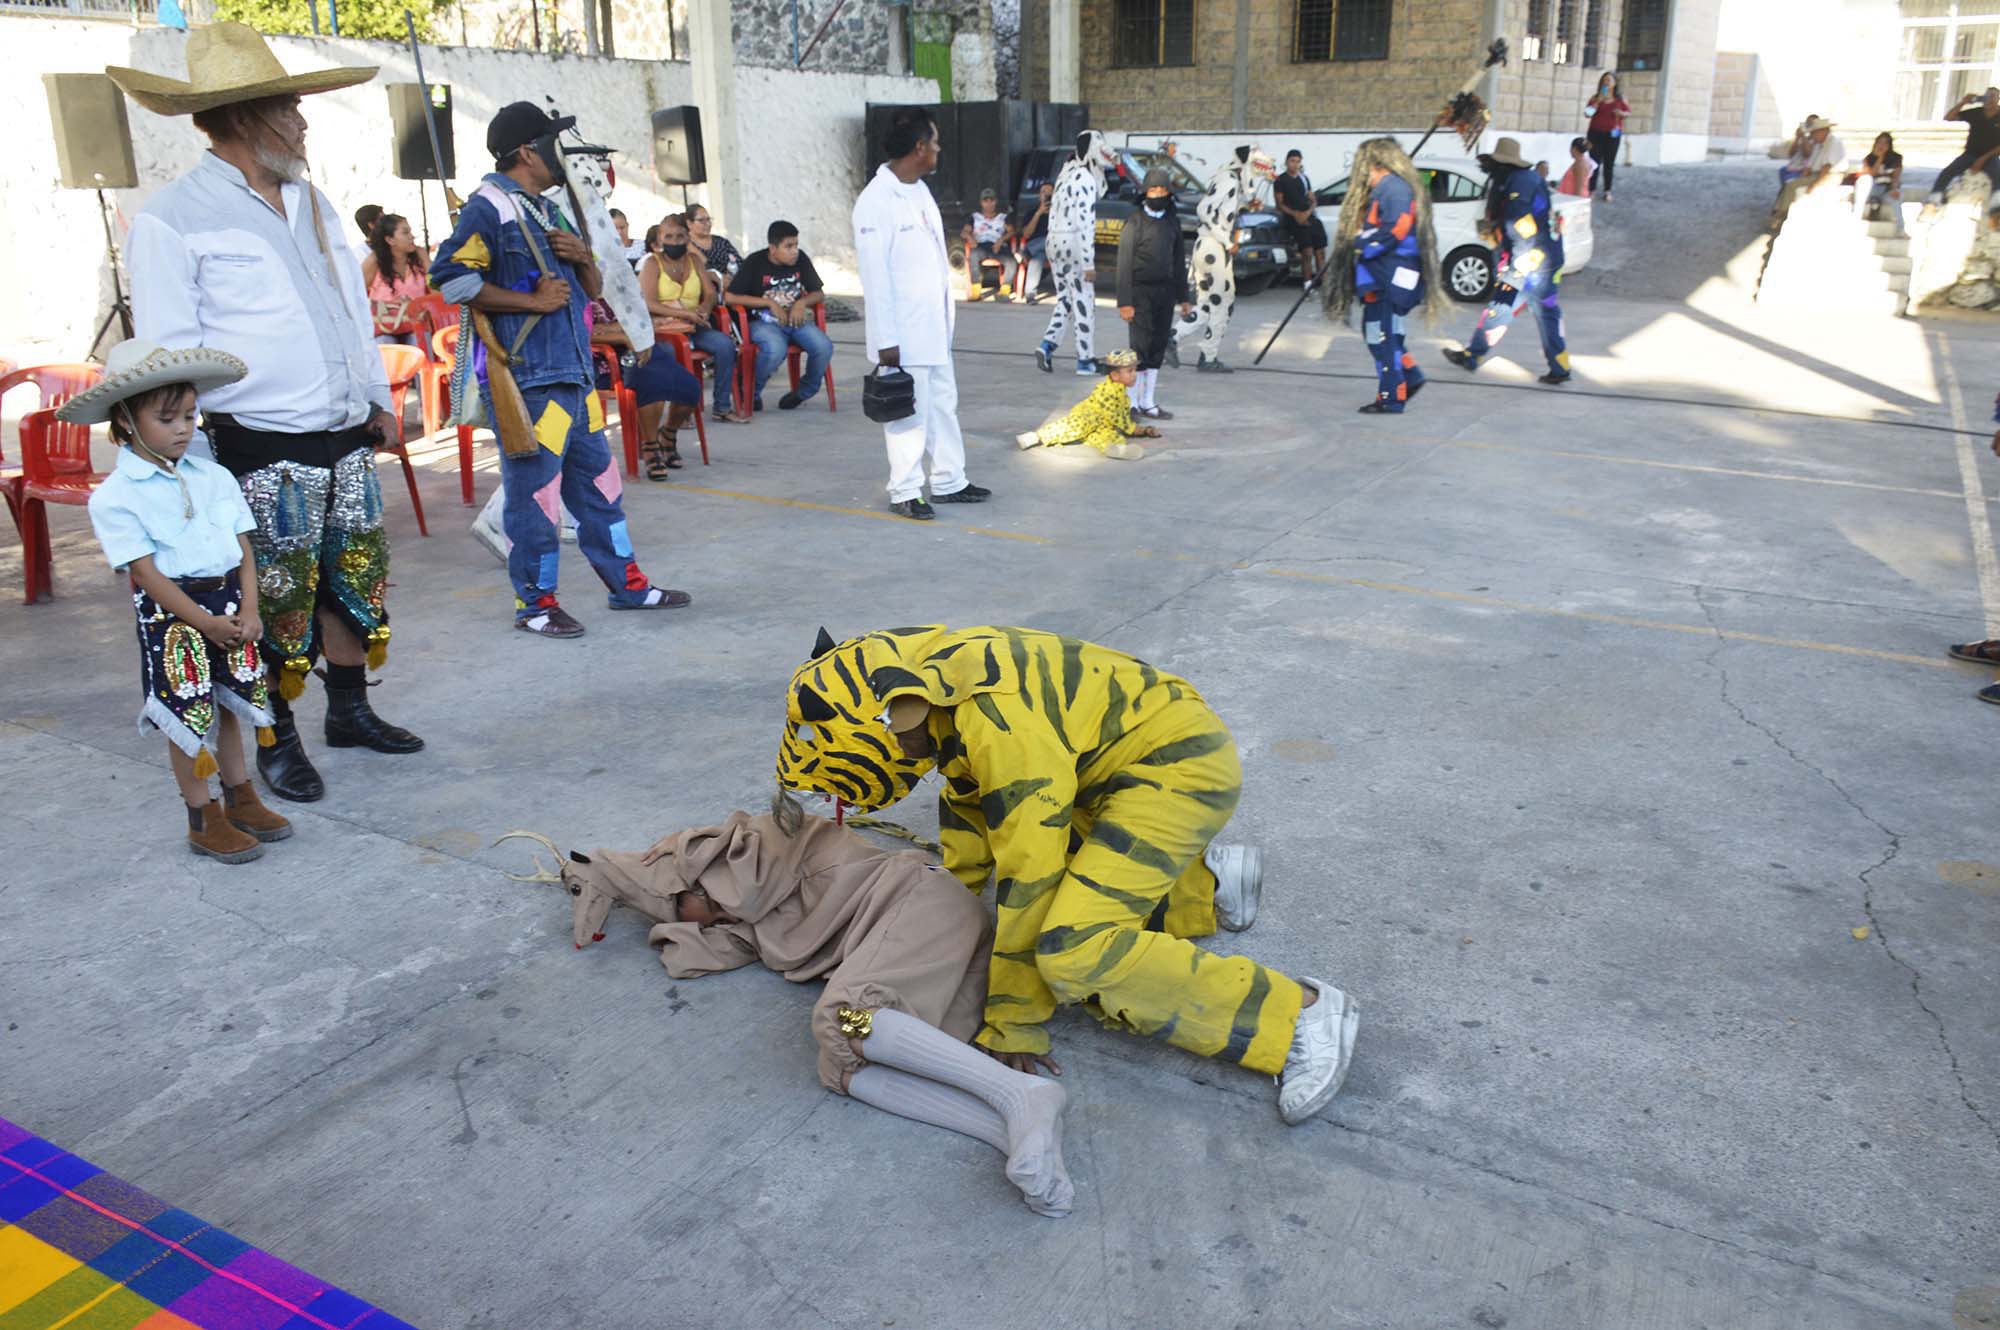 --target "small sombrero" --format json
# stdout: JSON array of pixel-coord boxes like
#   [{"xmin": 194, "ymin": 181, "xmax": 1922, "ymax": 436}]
[
  {"xmin": 1100, "ymin": 349, "xmax": 1139, "ymax": 369},
  {"xmin": 106, "ymin": 21, "xmax": 377, "ymax": 117},
  {"xmin": 56, "ymin": 341, "xmax": 247, "ymax": 425}
]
